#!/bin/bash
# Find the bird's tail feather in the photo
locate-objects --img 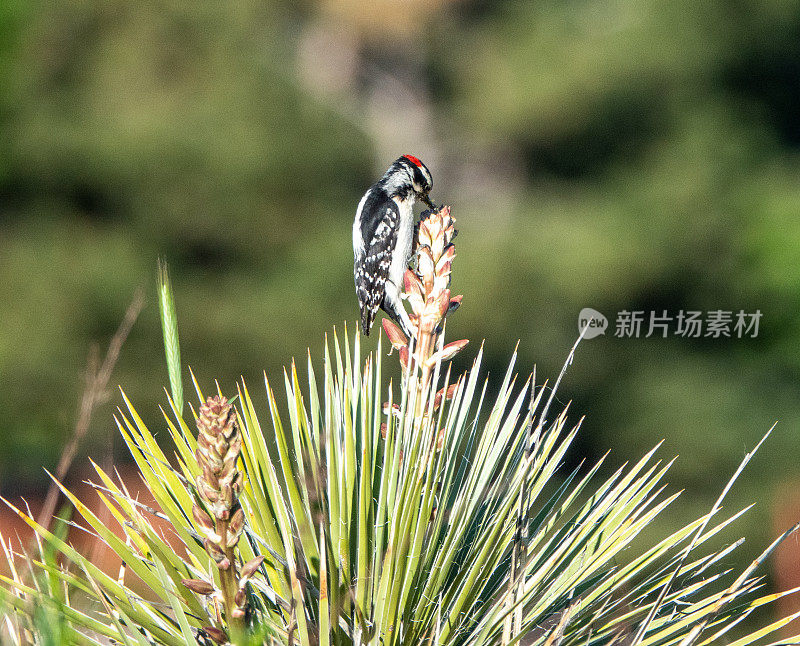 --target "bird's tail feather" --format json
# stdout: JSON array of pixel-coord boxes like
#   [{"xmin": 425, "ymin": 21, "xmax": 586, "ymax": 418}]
[{"xmin": 360, "ymin": 306, "xmax": 374, "ymax": 336}]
